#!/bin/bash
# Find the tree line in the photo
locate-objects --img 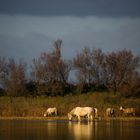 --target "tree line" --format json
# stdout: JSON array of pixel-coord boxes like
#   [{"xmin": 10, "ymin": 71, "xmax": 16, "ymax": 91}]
[{"xmin": 0, "ymin": 40, "xmax": 140, "ymax": 97}]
